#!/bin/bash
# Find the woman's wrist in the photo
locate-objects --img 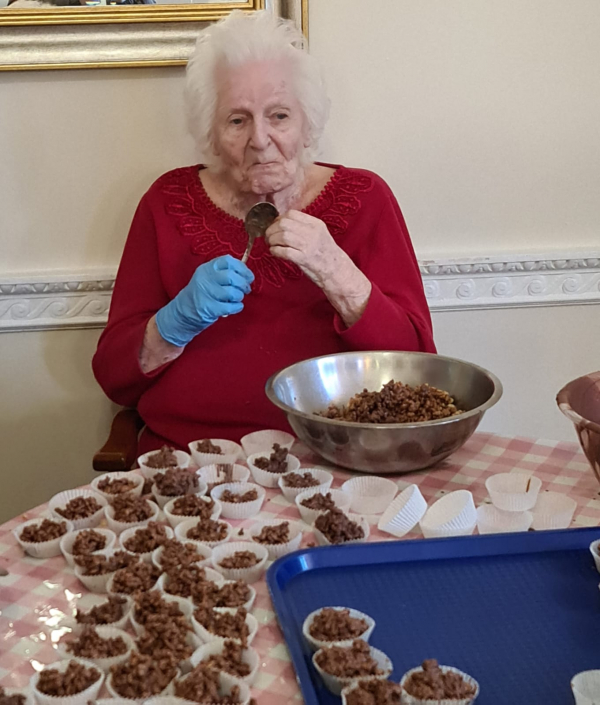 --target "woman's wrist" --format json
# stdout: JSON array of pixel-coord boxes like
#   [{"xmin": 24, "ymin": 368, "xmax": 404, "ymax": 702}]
[
  {"xmin": 139, "ymin": 315, "xmax": 185, "ymax": 374},
  {"xmin": 321, "ymin": 256, "xmax": 372, "ymax": 327}
]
